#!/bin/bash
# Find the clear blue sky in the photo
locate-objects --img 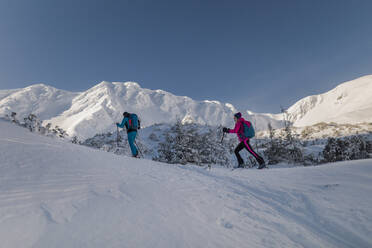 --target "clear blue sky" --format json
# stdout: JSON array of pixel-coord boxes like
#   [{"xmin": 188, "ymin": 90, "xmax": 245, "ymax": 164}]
[{"xmin": 0, "ymin": 0, "xmax": 371, "ymax": 113}]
